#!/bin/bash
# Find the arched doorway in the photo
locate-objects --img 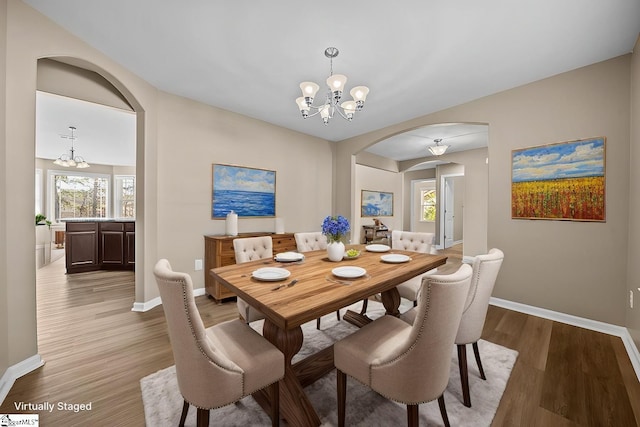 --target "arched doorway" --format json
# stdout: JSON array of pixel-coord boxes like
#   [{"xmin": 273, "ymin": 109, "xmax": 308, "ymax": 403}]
[{"xmin": 33, "ymin": 55, "xmax": 146, "ymax": 310}]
